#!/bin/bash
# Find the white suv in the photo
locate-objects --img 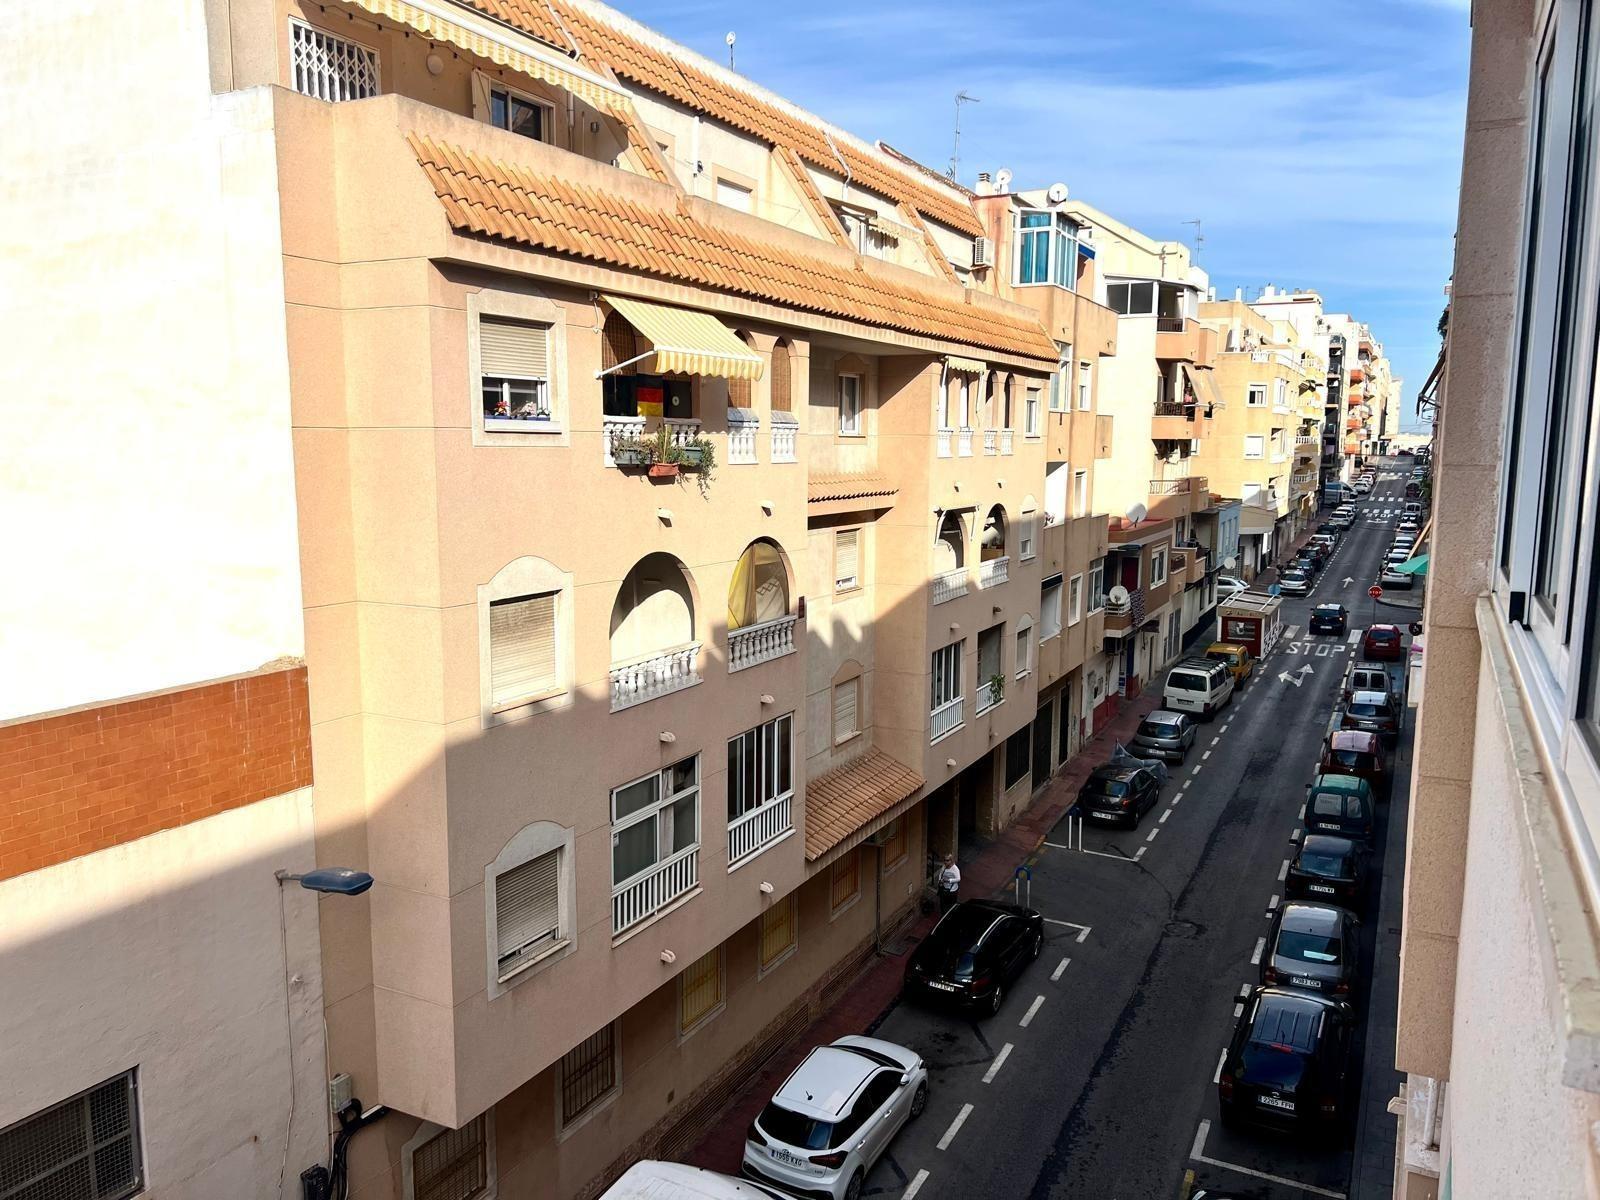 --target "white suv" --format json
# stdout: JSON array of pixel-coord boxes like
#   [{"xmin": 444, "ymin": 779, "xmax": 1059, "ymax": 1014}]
[{"xmin": 743, "ymin": 1036, "xmax": 929, "ymax": 1200}]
